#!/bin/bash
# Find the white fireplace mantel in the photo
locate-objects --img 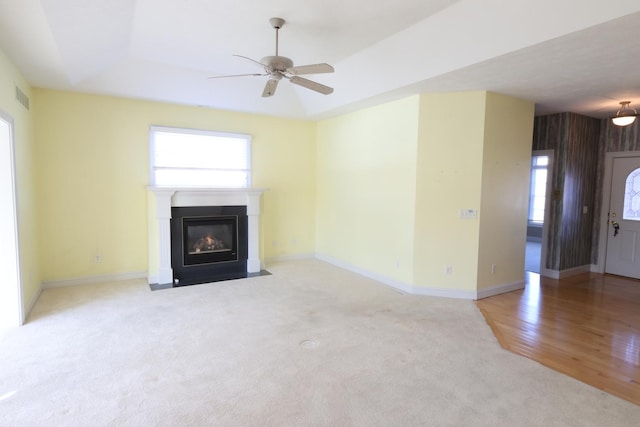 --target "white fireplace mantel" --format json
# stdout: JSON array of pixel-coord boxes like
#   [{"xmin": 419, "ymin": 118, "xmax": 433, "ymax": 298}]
[{"xmin": 148, "ymin": 187, "xmax": 268, "ymax": 285}]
